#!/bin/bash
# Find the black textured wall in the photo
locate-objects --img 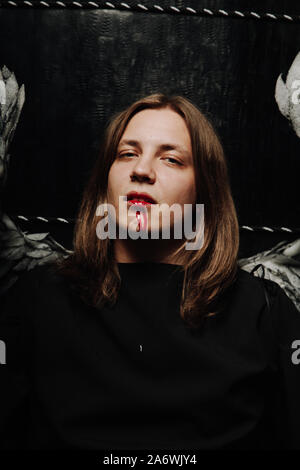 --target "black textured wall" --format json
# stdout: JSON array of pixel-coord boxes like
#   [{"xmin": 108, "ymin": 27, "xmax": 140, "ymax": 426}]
[{"xmin": 0, "ymin": 0, "xmax": 299, "ymax": 255}]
